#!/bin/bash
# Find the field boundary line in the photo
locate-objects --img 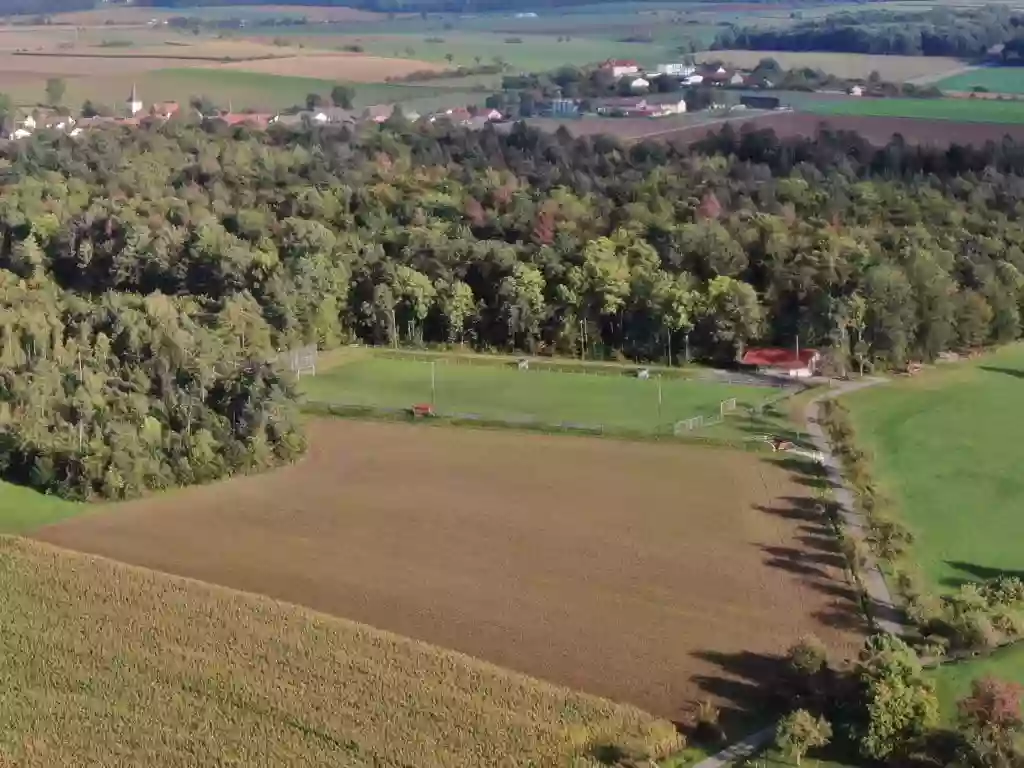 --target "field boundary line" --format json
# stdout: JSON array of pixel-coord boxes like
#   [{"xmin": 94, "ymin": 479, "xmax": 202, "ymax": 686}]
[{"xmin": 802, "ymin": 378, "xmax": 906, "ymax": 636}]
